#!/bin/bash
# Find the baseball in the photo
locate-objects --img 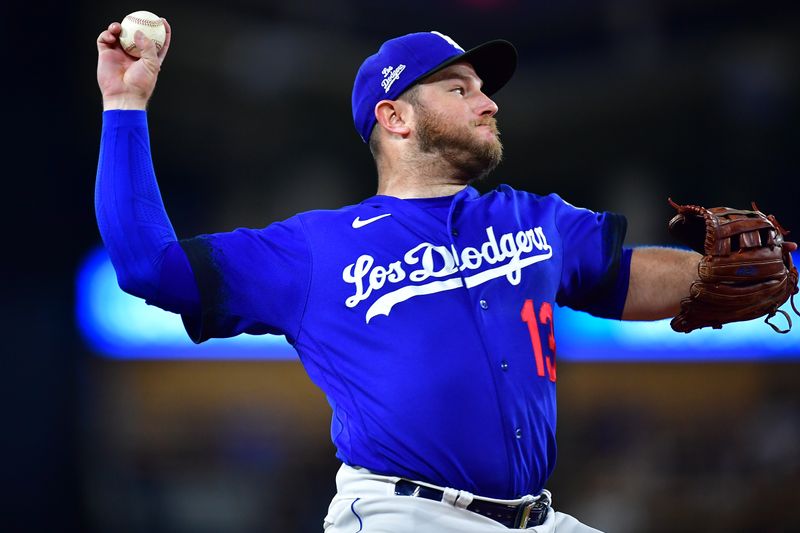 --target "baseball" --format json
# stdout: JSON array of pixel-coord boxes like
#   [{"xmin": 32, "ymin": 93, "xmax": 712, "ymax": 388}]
[{"xmin": 119, "ymin": 11, "xmax": 166, "ymax": 58}]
